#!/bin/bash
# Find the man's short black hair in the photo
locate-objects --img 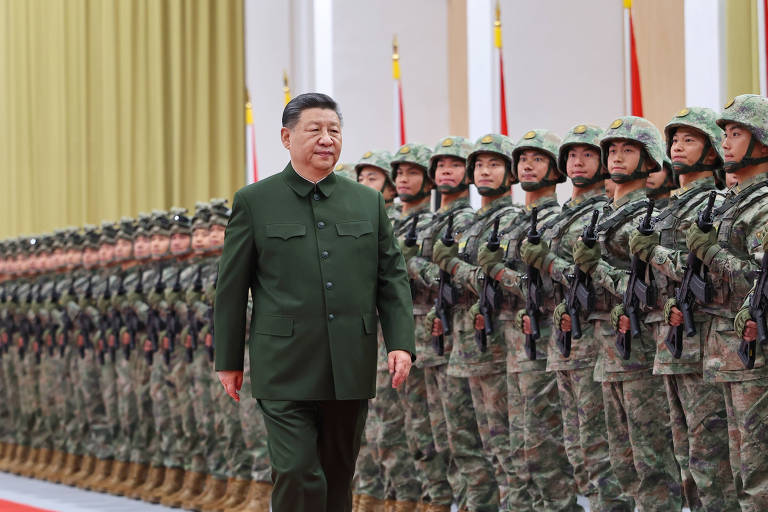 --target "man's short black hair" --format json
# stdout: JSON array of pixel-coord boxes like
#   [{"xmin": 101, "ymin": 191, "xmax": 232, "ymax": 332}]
[{"xmin": 282, "ymin": 92, "xmax": 343, "ymax": 129}]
